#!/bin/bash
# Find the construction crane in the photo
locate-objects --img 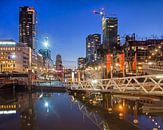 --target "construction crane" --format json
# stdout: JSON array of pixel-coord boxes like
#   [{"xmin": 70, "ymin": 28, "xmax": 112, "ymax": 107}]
[
  {"xmin": 93, "ymin": 8, "xmax": 105, "ymax": 19},
  {"xmin": 93, "ymin": 8, "xmax": 105, "ymax": 31},
  {"xmin": 93, "ymin": 8, "xmax": 117, "ymax": 30}
]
